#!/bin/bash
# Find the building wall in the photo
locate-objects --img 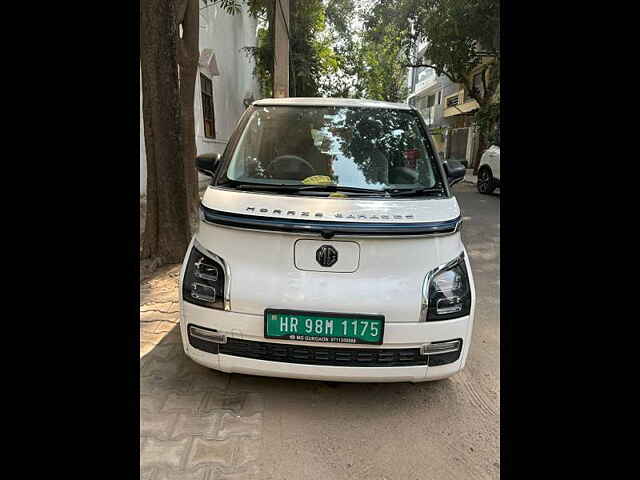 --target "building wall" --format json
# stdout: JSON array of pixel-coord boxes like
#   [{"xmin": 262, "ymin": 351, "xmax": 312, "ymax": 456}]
[
  {"xmin": 406, "ymin": 63, "xmax": 477, "ymax": 163},
  {"xmin": 407, "ymin": 73, "xmax": 458, "ymax": 130},
  {"xmin": 140, "ymin": 2, "xmax": 260, "ymax": 195},
  {"xmin": 440, "ymin": 79, "xmax": 460, "ymax": 101},
  {"xmin": 406, "ymin": 49, "xmax": 497, "ymax": 167},
  {"xmin": 195, "ymin": 3, "xmax": 259, "ymax": 157},
  {"xmin": 405, "ymin": 45, "xmax": 461, "ymax": 131}
]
